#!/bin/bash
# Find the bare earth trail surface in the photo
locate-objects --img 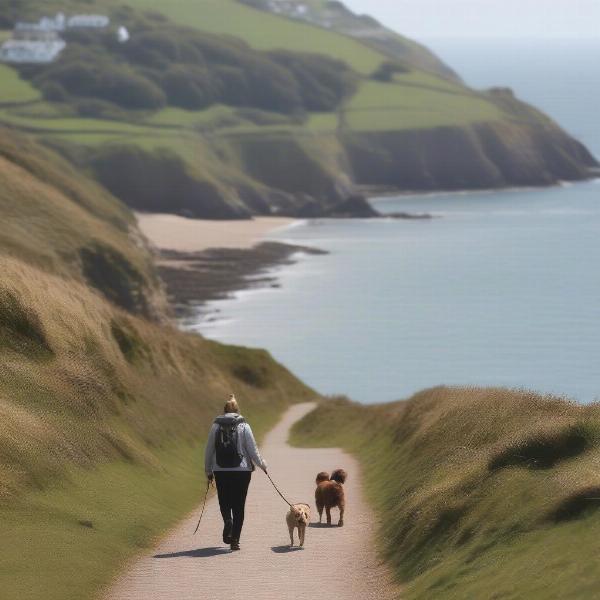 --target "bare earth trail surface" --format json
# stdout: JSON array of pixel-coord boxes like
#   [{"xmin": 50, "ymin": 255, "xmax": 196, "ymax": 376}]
[{"xmin": 104, "ymin": 402, "xmax": 397, "ymax": 600}]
